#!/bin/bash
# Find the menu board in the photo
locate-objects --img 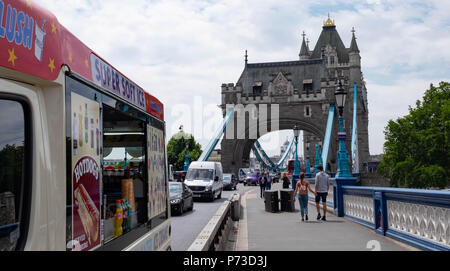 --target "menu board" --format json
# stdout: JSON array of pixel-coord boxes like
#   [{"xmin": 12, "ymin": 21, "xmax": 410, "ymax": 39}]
[
  {"xmin": 71, "ymin": 93, "xmax": 101, "ymax": 251},
  {"xmin": 147, "ymin": 125, "xmax": 167, "ymax": 220}
]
